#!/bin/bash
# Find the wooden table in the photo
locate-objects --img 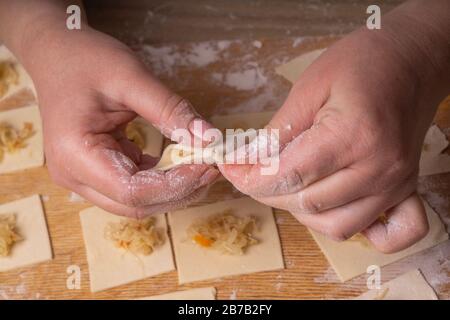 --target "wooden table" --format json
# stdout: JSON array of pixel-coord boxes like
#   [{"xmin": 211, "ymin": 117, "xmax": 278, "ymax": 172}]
[{"xmin": 1, "ymin": 0, "xmax": 449, "ymax": 300}]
